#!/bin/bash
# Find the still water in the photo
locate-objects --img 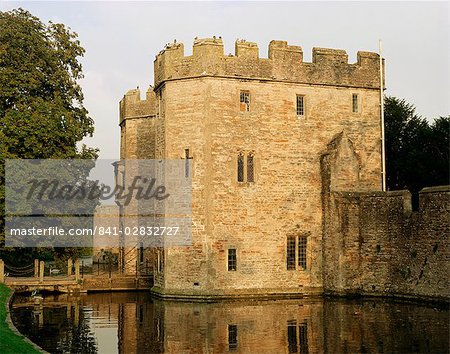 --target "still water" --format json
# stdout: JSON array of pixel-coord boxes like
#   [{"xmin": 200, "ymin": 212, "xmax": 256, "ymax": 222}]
[{"xmin": 10, "ymin": 292, "xmax": 449, "ymax": 354}]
